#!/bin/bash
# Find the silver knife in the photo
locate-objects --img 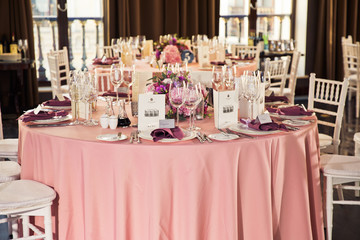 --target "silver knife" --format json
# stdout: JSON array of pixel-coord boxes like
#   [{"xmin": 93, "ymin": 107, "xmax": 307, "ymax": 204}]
[
  {"xmin": 27, "ymin": 123, "xmax": 73, "ymax": 128},
  {"xmin": 202, "ymin": 133, "xmax": 213, "ymax": 143},
  {"xmin": 196, "ymin": 133, "xmax": 204, "ymax": 143}
]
